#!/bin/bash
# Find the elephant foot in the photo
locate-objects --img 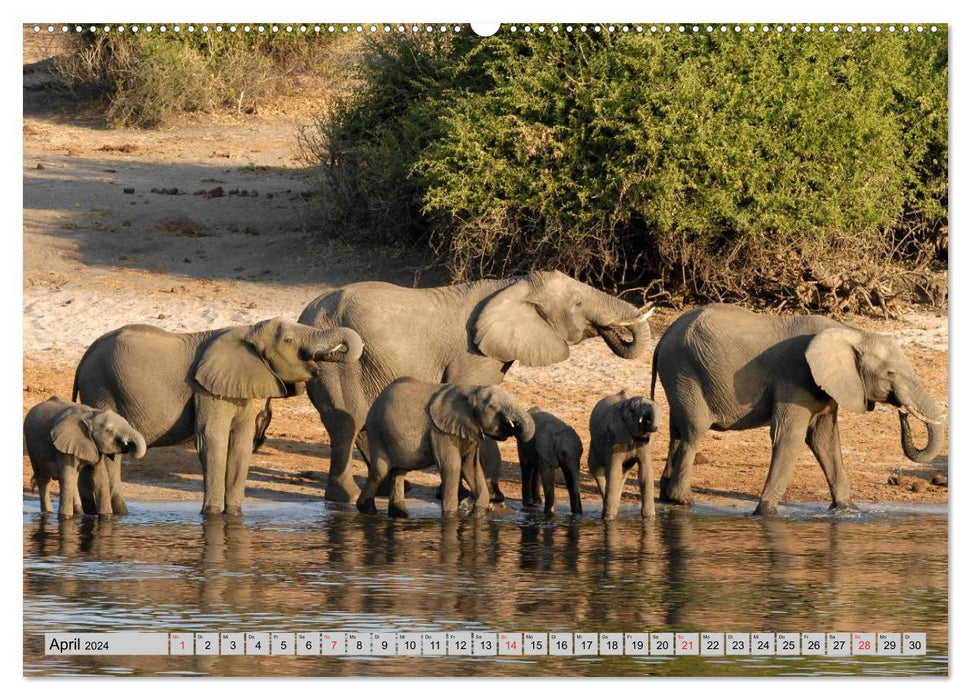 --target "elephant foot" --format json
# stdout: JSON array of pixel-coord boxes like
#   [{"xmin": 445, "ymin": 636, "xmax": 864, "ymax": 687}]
[
  {"xmin": 388, "ymin": 502, "xmax": 410, "ymax": 519},
  {"xmin": 356, "ymin": 498, "xmax": 378, "ymax": 515},
  {"xmin": 223, "ymin": 505, "xmax": 243, "ymax": 517},
  {"xmin": 640, "ymin": 507, "xmax": 656, "ymax": 520},
  {"xmin": 325, "ymin": 478, "xmax": 361, "ymax": 503},
  {"xmin": 111, "ymin": 502, "xmax": 128, "ymax": 516},
  {"xmin": 753, "ymin": 501, "xmax": 779, "ymax": 516},
  {"xmin": 201, "ymin": 504, "xmax": 223, "ymax": 517},
  {"xmin": 829, "ymin": 500, "xmax": 859, "ymax": 512},
  {"xmin": 490, "ymin": 482, "xmax": 506, "ymax": 504}
]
